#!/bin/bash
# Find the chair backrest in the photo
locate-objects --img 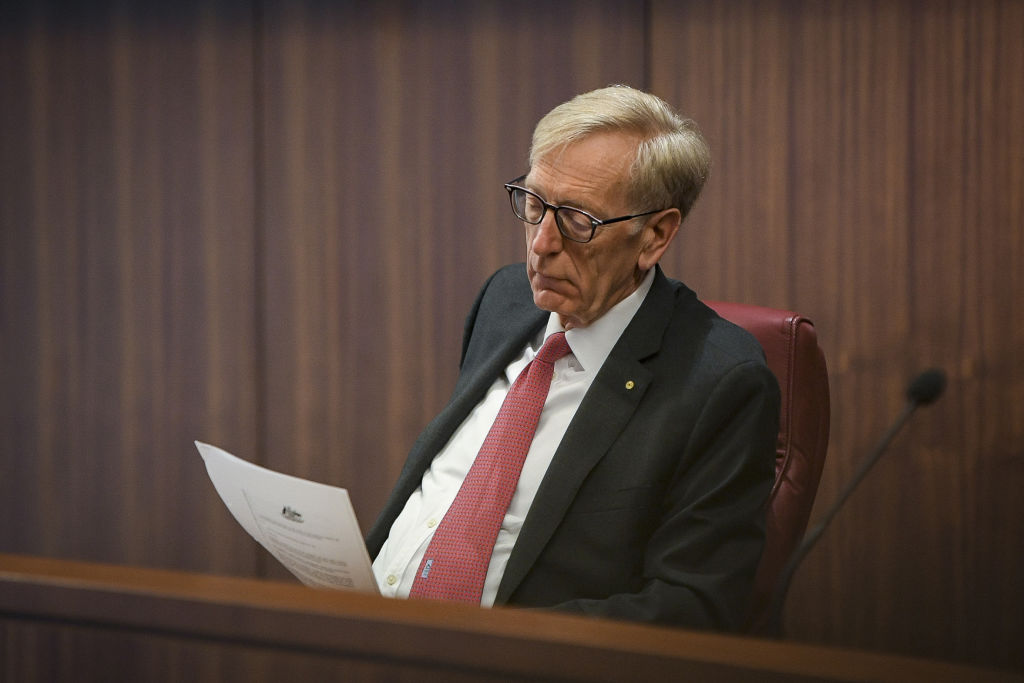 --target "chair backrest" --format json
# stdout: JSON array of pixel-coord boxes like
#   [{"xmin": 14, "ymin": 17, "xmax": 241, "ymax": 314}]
[{"xmin": 706, "ymin": 301, "xmax": 830, "ymax": 633}]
